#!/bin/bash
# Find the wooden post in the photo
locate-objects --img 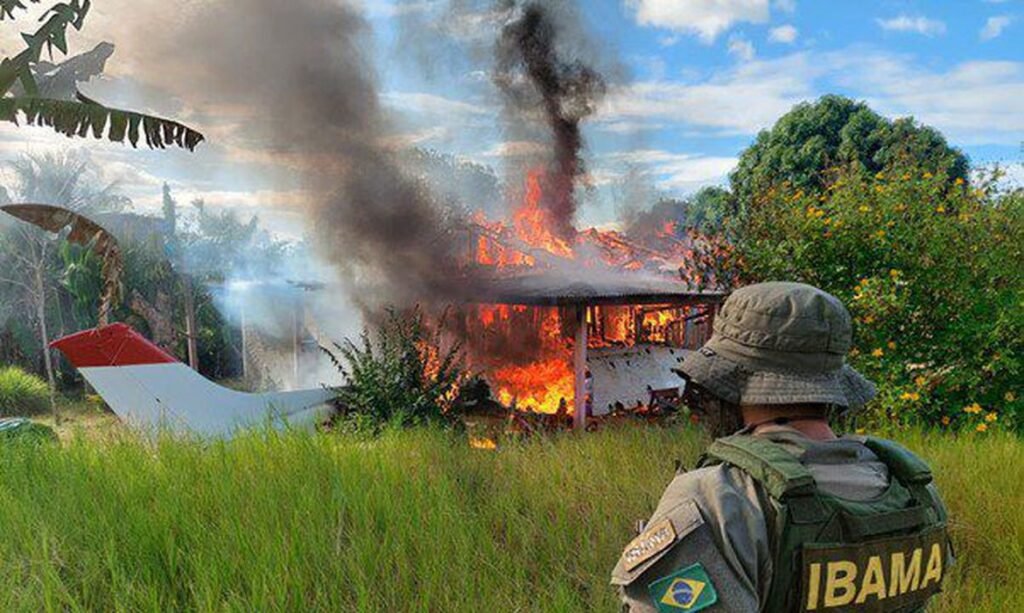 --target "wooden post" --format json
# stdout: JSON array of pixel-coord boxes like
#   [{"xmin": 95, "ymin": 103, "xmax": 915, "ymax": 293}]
[
  {"xmin": 573, "ymin": 304, "xmax": 588, "ymax": 431},
  {"xmin": 240, "ymin": 301, "xmax": 248, "ymax": 380},
  {"xmin": 292, "ymin": 295, "xmax": 301, "ymax": 389},
  {"xmin": 182, "ymin": 275, "xmax": 199, "ymax": 371}
]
